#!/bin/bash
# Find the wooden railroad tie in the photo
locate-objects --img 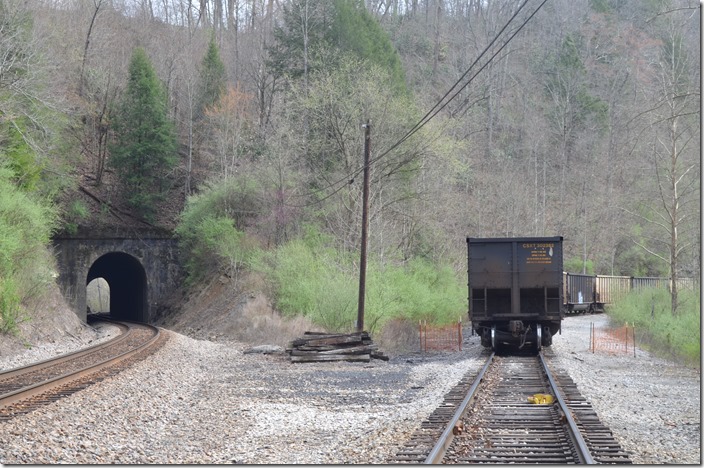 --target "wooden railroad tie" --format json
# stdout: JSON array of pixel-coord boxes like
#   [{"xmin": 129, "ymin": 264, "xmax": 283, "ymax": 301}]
[{"xmin": 286, "ymin": 331, "xmax": 389, "ymax": 363}]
